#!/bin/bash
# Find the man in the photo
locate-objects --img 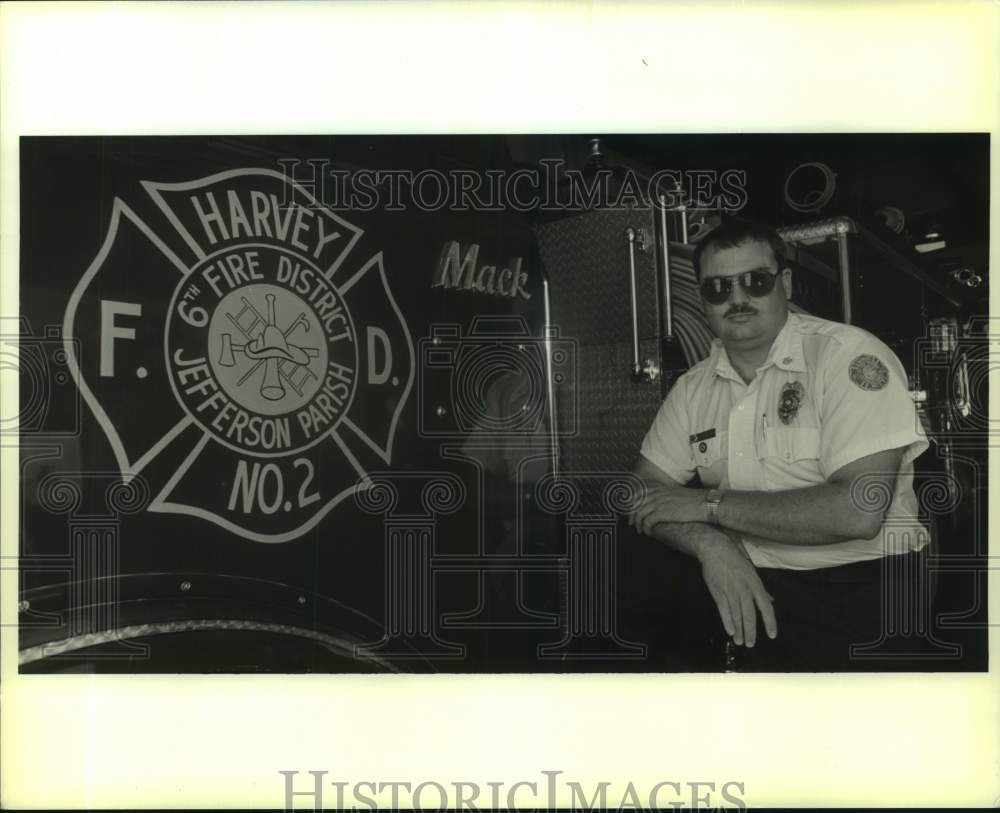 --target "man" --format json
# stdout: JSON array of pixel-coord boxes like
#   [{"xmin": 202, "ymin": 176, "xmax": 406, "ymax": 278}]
[{"xmin": 629, "ymin": 219, "xmax": 930, "ymax": 671}]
